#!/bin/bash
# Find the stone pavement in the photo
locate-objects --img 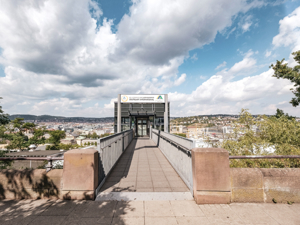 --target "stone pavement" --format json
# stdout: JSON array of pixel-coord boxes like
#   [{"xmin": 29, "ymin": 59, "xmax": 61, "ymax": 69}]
[
  {"xmin": 0, "ymin": 199, "xmax": 299, "ymax": 225},
  {"xmin": 99, "ymin": 138, "xmax": 189, "ymax": 193}
]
